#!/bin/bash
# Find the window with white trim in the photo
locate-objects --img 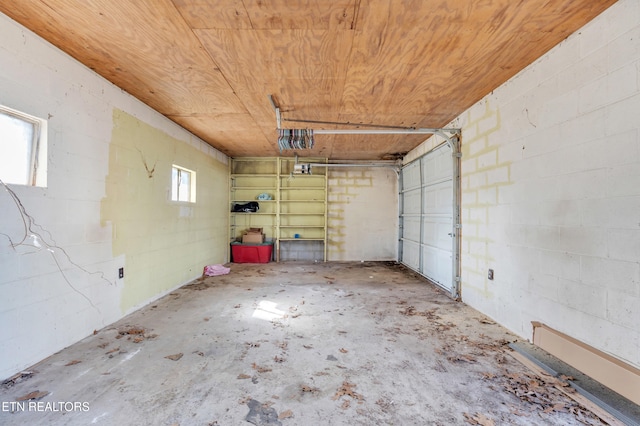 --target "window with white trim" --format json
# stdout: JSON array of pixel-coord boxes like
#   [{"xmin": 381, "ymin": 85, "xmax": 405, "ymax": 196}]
[
  {"xmin": 171, "ymin": 165, "xmax": 196, "ymax": 203},
  {"xmin": 0, "ymin": 105, "xmax": 47, "ymax": 187}
]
